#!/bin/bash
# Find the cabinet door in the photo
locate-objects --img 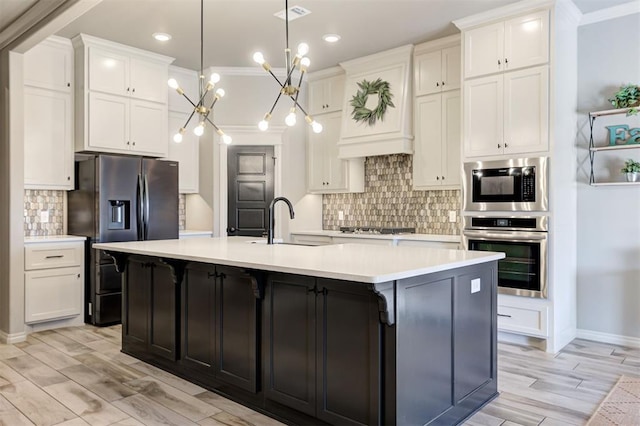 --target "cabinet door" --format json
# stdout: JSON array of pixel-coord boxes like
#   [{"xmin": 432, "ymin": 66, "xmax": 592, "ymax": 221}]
[
  {"xmin": 463, "ymin": 74, "xmax": 503, "ymax": 158},
  {"xmin": 325, "ymin": 74, "xmax": 345, "ymax": 113},
  {"xmin": 443, "ymin": 90, "xmax": 461, "ymax": 186},
  {"xmin": 415, "ymin": 50, "xmax": 443, "ymax": 96},
  {"xmin": 324, "ymin": 112, "xmax": 347, "ymax": 190},
  {"xmin": 123, "ymin": 257, "xmax": 151, "ymax": 351},
  {"xmin": 214, "ymin": 267, "xmax": 259, "ymax": 392},
  {"xmin": 168, "ymin": 66, "xmax": 199, "ymax": 113},
  {"xmin": 315, "ymin": 279, "xmax": 381, "ymax": 426},
  {"xmin": 130, "ymin": 58, "xmax": 168, "ymax": 103},
  {"xmin": 503, "ymin": 65, "xmax": 549, "ymax": 155},
  {"xmin": 168, "ymin": 111, "xmax": 199, "ymax": 193},
  {"xmin": 88, "ymin": 46, "xmax": 129, "ymax": 96},
  {"xmin": 181, "ymin": 263, "xmax": 216, "ymax": 374},
  {"xmin": 464, "ymin": 22, "xmax": 504, "ymax": 78},
  {"xmin": 308, "ymin": 79, "xmax": 327, "ymax": 115},
  {"xmin": 23, "ymin": 38, "xmax": 72, "ymax": 92},
  {"xmin": 307, "ymin": 119, "xmax": 327, "ymax": 191},
  {"xmin": 413, "ymin": 94, "xmax": 443, "ymax": 188},
  {"xmin": 504, "ymin": 11, "xmax": 549, "ymax": 72},
  {"xmin": 149, "ymin": 262, "xmax": 177, "ymax": 361},
  {"xmin": 442, "ymin": 45, "xmax": 461, "ymax": 91},
  {"xmin": 88, "ymin": 91, "xmax": 128, "ymax": 152},
  {"xmin": 264, "ymin": 273, "xmax": 316, "ymax": 416},
  {"xmin": 130, "ymin": 99, "xmax": 168, "ymax": 157},
  {"xmin": 24, "ymin": 267, "xmax": 82, "ymax": 323},
  {"xmin": 24, "ymin": 87, "xmax": 73, "ymax": 189}
]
